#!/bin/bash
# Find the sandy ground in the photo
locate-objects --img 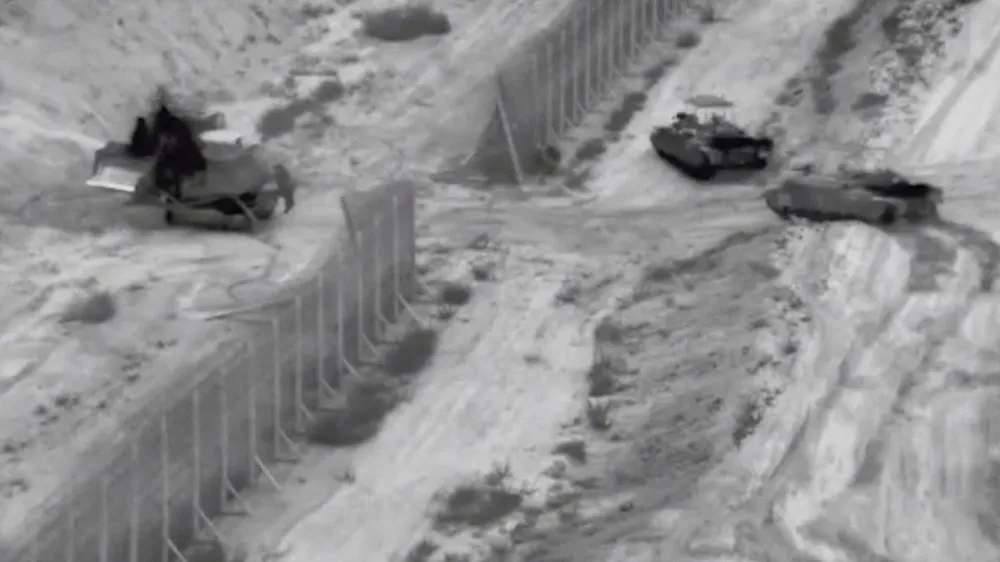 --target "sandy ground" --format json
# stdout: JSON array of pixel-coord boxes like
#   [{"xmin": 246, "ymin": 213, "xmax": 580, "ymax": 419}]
[
  {"xmin": 209, "ymin": 0, "xmax": 1000, "ymax": 561},
  {"xmin": 519, "ymin": 1, "xmax": 1000, "ymax": 561},
  {"xmin": 6, "ymin": 1, "xmax": 1000, "ymax": 562},
  {"xmin": 0, "ymin": 0, "xmax": 578, "ymax": 542}
]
